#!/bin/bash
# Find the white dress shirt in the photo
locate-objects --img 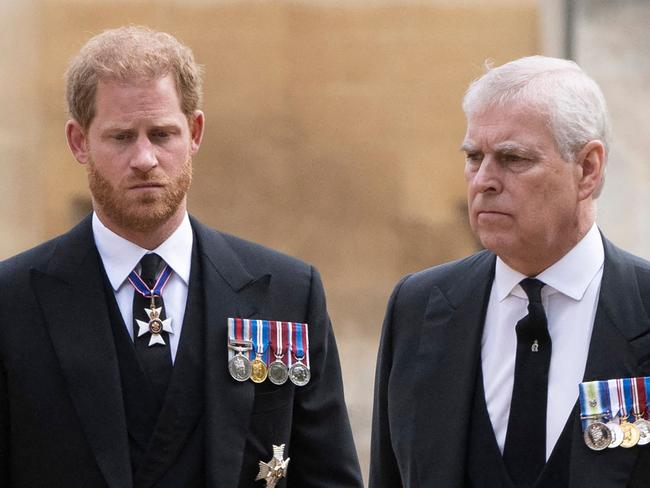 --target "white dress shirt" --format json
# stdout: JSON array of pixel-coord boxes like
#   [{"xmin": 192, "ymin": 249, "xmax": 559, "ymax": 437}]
[
  {"xmin": 481, "ymin": 223, "xmax": 604, "ymax": 460},
  {"xmin": 92, "ymin": 212, "xmax": 193, "ymax": 363}
]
